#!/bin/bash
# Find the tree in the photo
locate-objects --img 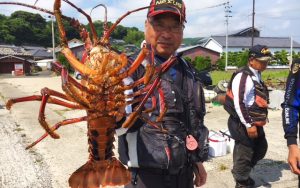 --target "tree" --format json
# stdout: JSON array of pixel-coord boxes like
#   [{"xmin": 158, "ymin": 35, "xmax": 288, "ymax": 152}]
[
  {"xmin": 274, "ymin": 50, "xmax": 289, "ymax": 65},
  {"xmin": 7, "ymin": 17, "xmax": 33, "ymax": 45},
  {"xmin": 89, "ymin": 20, "xmax": 104, "ymax": 37},
  {"xmin": 216, "ymin": 50, "xmax": 248, "ymax": 70},
  {"xmin": 60, "ymin": 19, "xmax": 81, "ymax": 42},
  {"xmin": 11, "ymin": 11, "xmax": 46, "ymax": 29},
  {"xmin": 0, "ymin": 14, "xmax": 15, "ymax": 44},
  {"xmin": 111, "ymin": 25, "xmax": 127, "ymax": 39},
  {"xmin": 124, "ymin": 29, "xmax": 144, "ymax": 46},
  {"xmin": 192, "ymin": 56, "xmax": 211, "ymax": 71},
  {"xmin": 236, "ymin": 50, "xmax": 249, "ymax": 68},
  {"xmin": 57, "ymin": 53, "xmax": 74, "ymax": 73},
  {"xmin": 216, "ymin": 55, "xmax": 225, "ymax": 71},
  {"xmin": 0, "ymin": 10, "xmax": 145, "ymax": 47}
]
